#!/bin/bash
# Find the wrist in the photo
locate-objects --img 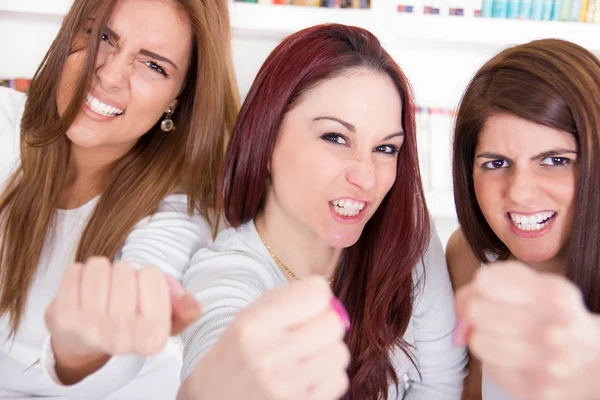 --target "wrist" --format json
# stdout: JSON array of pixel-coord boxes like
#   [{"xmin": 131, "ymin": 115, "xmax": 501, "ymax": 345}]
[
  {"xmin": 52, "ymin": 339, "xmax": 110, "ymax": 385},
  {"xmin": 178, "ymin": 358, "xmax": 208, "ymax": 400}
]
